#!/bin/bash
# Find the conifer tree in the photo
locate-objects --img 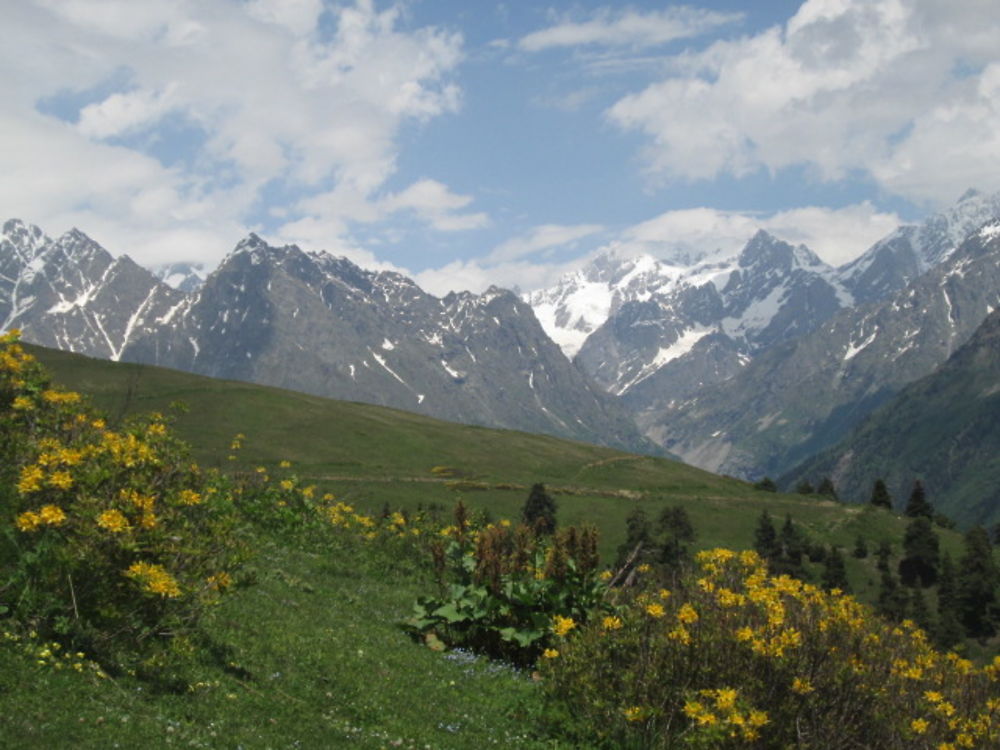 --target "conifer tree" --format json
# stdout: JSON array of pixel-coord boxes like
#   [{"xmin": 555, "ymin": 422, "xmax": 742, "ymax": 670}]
[
  {"xmin": 615, "ymin": 506, "xmax": 654, "ymax": 571},
  {"xmin": 909, "ymin": 587, "xmax": 933, "ymax": 635},
  {"xmin": 522, "ymin": 483, "xmax": 557, "ymax": 535},
  {"xmin": 957, "ymin": 526, "xmax": 1000, "ymax": 640},
  {"xmin": 876, "ymin": 567, "xmax": 907, "ymax": 622},
  {"xmin": 817, "ymin": 477, "xmax": 838, "ymax": 500},
  {"xmin": 852, "ymin": 535, "xmax": 868, "ymax": 559},
  {"xmin": 875, "ymin": 540, "xmax": 892, "ymax": 573},
  {"xmin": 775, "ymin": 514, "xmax": 807, "ymax": 579},
  {"xmin": 795, "ymin": 480, "xmax": 814, "ymax": 495},
  {"xmin": 935, "ymin": 552, "xmax": 965, "ymax": 649},
  {"xmin": 904, "ymin": 480, "xmax": 933, "ymax": 519},
  {"xmin": 657, "ymin": 506, "xmax": 695, "ymax": 576},
  {"xmin": 753, "ymin": 510, "xmax": 781, "ymax": 566},
  {"xmin": 753, "ymin": 477, "xmax": 777, "ymax": 492},
  {"xmin": 870, "ymin": 479, "xmax": 892, "ymax": 509},
  {"xmin": 898, "ymin": 516, "xmax": 940, "ymax": 587},
  {"xmin": 821, "ymin": 546, "xmax": 850, "ymax": 593}
]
